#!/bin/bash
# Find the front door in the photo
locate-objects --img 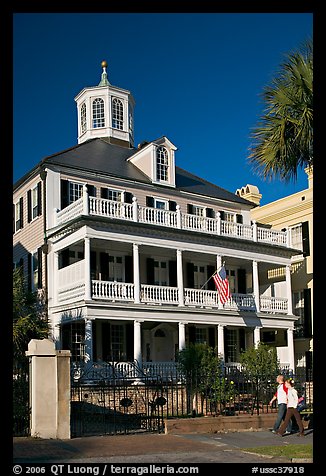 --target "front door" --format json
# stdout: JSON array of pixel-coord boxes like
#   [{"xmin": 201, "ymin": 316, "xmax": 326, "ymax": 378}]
[{"xmin": 150, "ymin": 324, "xmax": 176, "ymax": 362}]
